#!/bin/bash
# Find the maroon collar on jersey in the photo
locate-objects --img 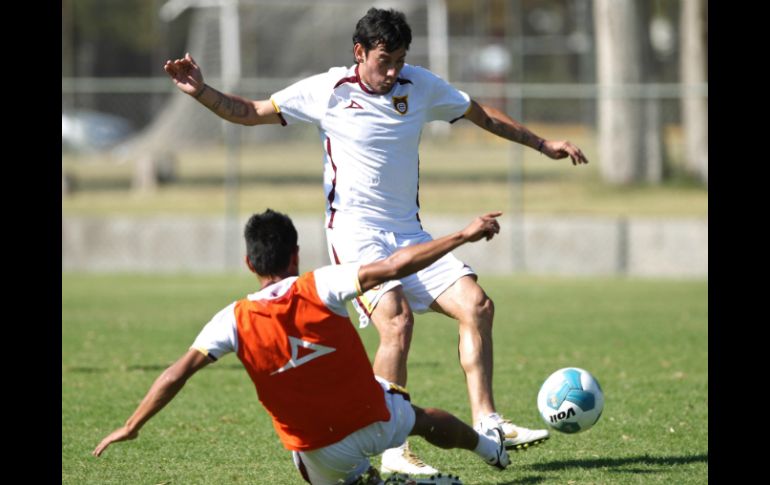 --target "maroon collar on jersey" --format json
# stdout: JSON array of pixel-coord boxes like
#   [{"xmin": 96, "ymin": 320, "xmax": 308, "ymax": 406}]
[{"xmin": 333, "ymin": 65, "xmax": 412, "ymax": 94}]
